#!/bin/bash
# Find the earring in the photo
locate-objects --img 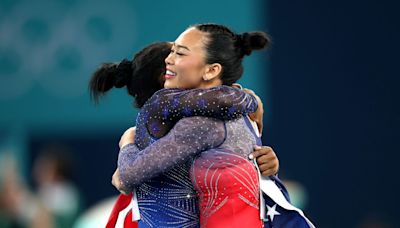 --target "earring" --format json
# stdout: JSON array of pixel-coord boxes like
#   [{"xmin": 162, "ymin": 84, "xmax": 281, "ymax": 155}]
[{"xmin": 203, "ymin": 75, "xmax": 209, "ymax": 81}]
